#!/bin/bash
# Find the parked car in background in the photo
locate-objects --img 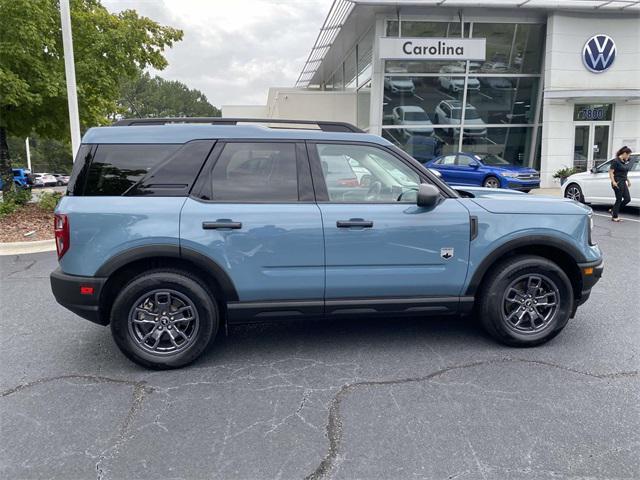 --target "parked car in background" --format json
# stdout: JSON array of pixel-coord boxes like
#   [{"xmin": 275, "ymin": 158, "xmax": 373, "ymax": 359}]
[
  {"xmin": 33, "ymin": 173, "xmax": 58, "ymax": 187},
  {"xmin": 391, "ymin": 105, "xmax": 434, "ymax": 139},
  {"xmin": 426, "ymin": 152, "xmax": 540, "ymax": 191},
  {"xmin": 434, "ymin": 100, "xmax": 487, "ymax": 138},
  {"xmin": 562, "ymin": 153, "xmax": 639, "ymax": 206},
  {"xmin": 438, "ymin": 65, "xmax": 480, "ymax": 93},
  {"xmin": 479, "ymin": 76, "xmax": 512, "ymax": 92},
  {"xmin": 384, "ymin": 77, "xmax": 415, "ymax": 95},
  {"xmin": 53, "ymin": 174, "xmax": 70, "ymax": 186},
  {"xmin": 0, "ymin": 168, "xmax": 31, "ymax": 190}
]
